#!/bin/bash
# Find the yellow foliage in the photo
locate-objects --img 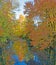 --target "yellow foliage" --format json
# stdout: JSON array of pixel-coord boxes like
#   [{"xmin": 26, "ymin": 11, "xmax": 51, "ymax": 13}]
[
  {"xmin": 18, "ymin": 15, "xmax": 25, "ymax": 23},
  {"xmin": 12, "ymin": 15, "xmax": 26, "ymax": 37},
  {"xmin": 12, "ymin": 40, "xmax": 28, "ymax": 61}
]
